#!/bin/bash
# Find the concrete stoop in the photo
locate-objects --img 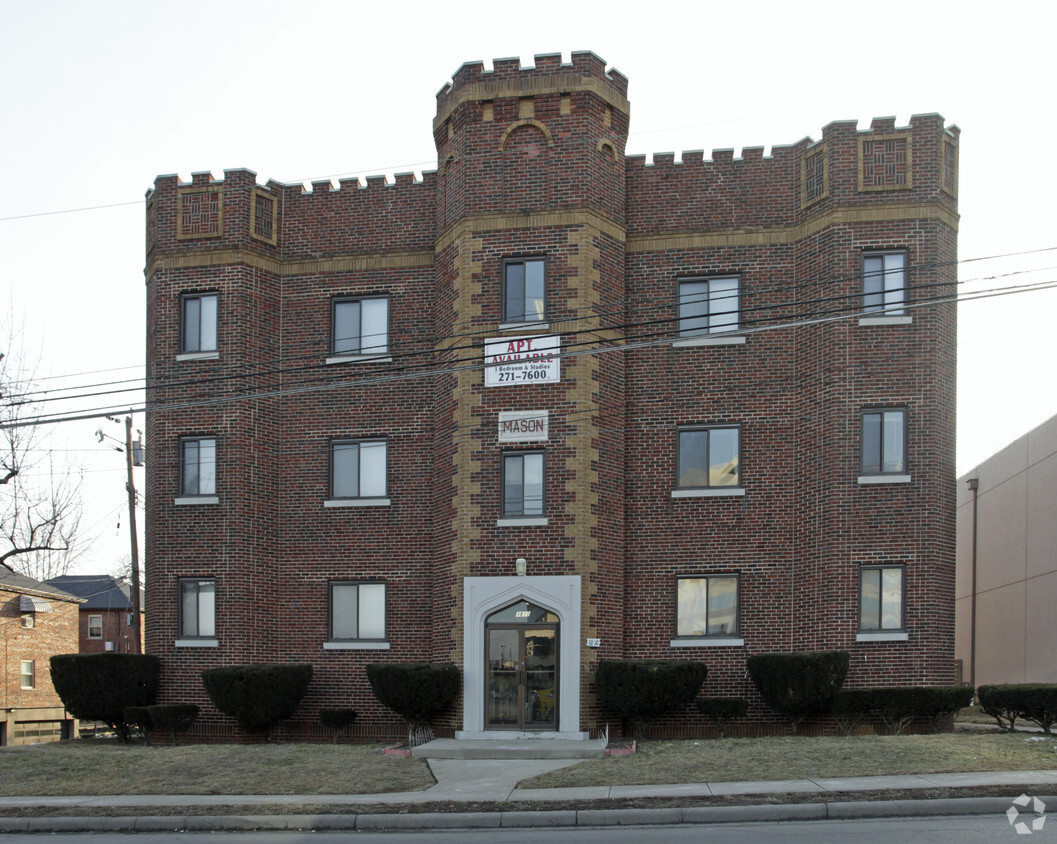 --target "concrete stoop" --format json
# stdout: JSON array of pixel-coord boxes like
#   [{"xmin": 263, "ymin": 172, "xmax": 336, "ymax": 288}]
[{"xmin": 412, "ymin": 738, "xmax": 607, "ymax": 760}]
